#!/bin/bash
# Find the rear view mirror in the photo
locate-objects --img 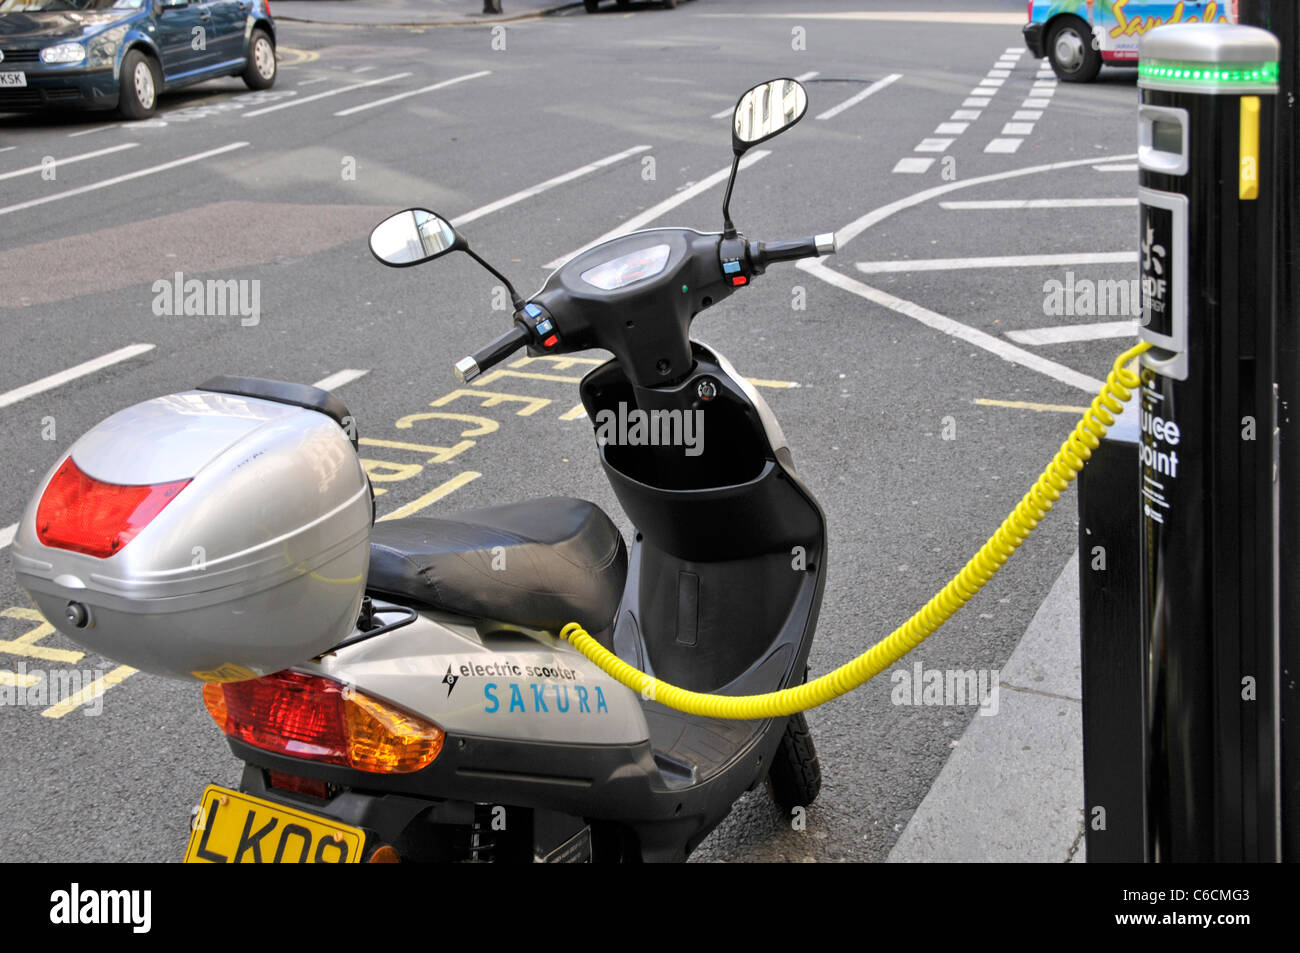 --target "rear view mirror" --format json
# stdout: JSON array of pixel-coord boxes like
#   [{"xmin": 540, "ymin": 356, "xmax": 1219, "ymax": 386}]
[
  {"xmin": 369, "ymin": 209, "xmax": 463, "ymax": 267},
  {"xmin": 732, "ymin": 78, "xmax": 808, "ymax": 154}
]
